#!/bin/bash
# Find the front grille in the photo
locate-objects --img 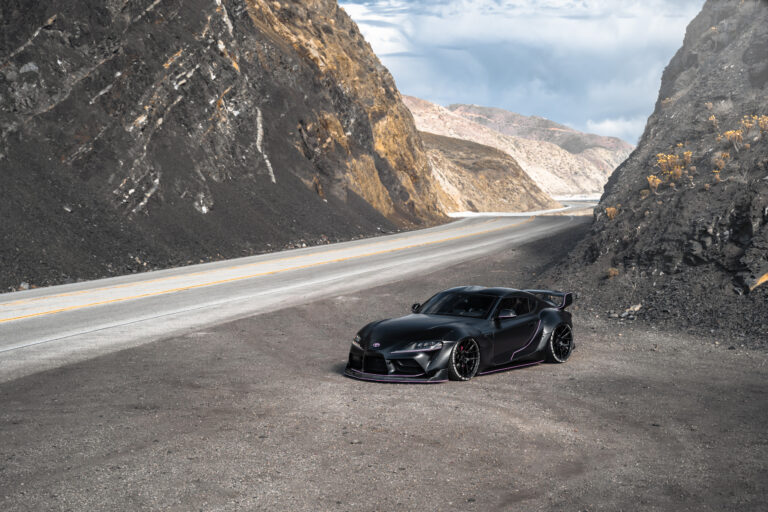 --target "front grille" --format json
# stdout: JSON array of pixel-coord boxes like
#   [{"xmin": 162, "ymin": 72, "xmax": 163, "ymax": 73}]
[
  {"xmin": 392, "ymin": 359, "xmax": 423, "ymax": 375},
  {"xmin": 363, "ymin": 353, "xmax": 389, "ymax": 374}
]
